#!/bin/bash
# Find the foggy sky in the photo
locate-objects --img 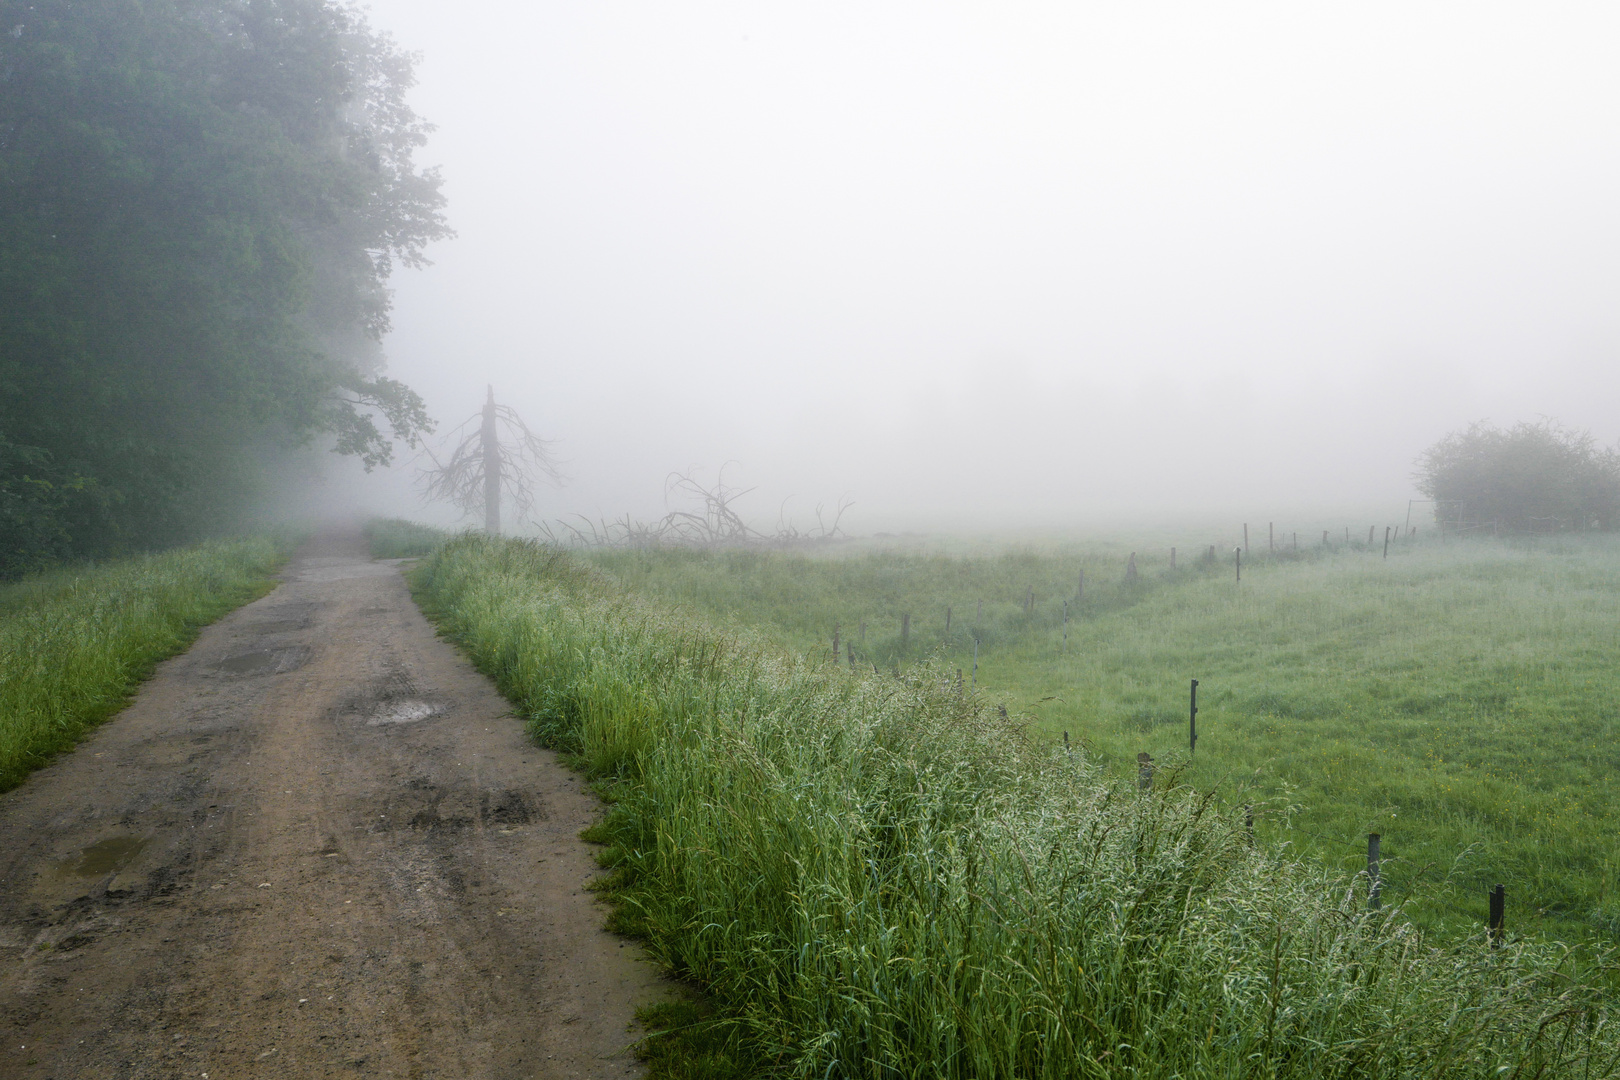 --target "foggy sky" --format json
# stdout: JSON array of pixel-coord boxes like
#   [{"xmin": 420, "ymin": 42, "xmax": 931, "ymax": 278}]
[{"xmin": 343, "ymin": 1, "xmax": 1620, "ymax": 533}]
